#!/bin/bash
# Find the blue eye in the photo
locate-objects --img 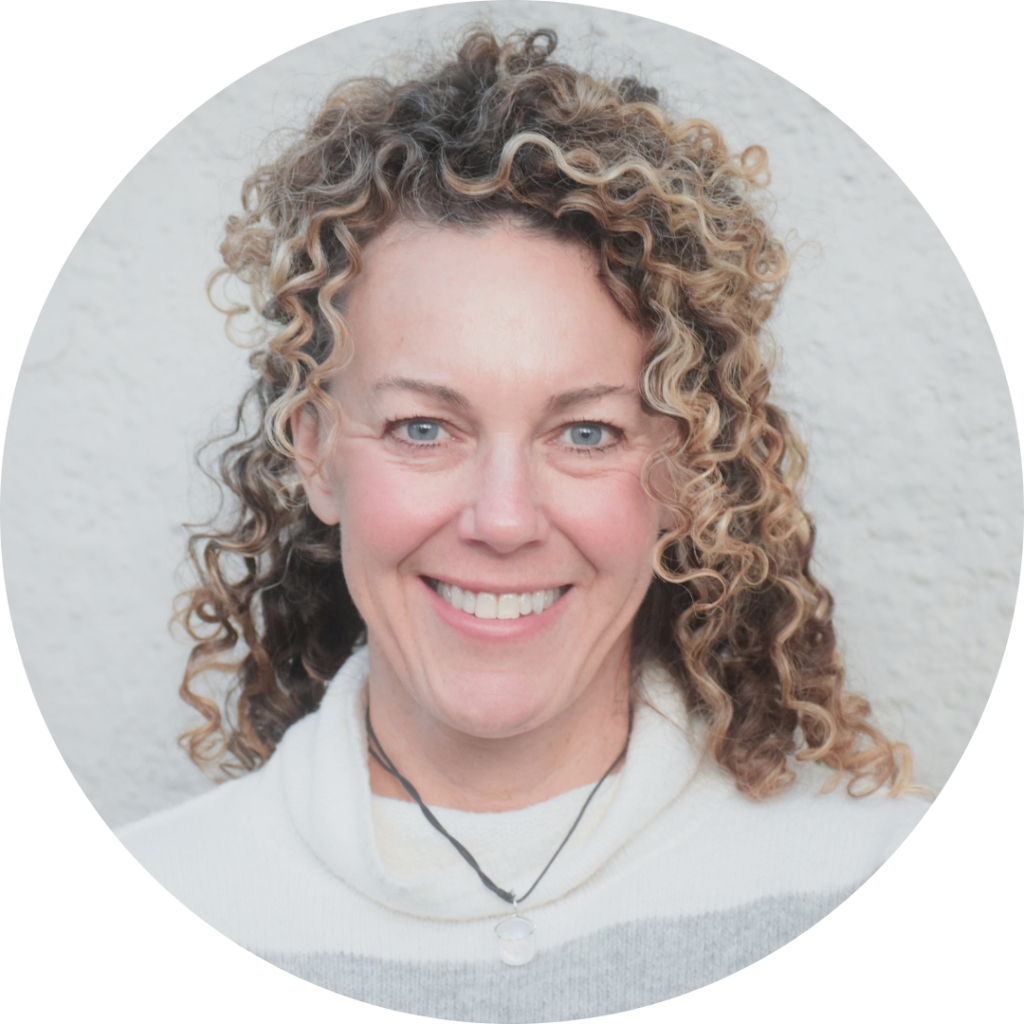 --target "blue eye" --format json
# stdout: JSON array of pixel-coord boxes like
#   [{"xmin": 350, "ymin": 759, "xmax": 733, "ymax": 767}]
[
  {"xmin": 567, "ymin": 423, "xmax": 604, "ymax": 446},
  {"xmin": 405, "ymin": 420, "xmax": 440, "ymax": 442}
]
